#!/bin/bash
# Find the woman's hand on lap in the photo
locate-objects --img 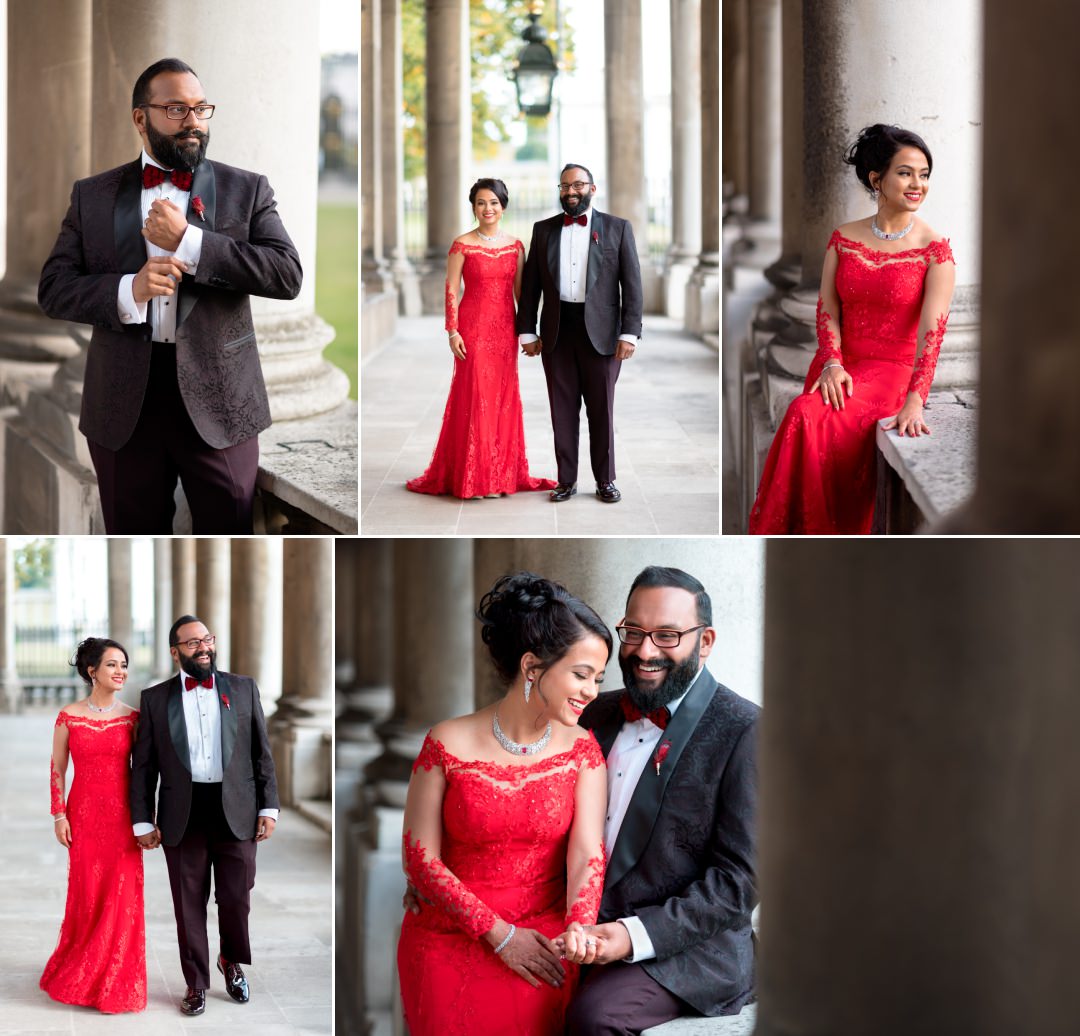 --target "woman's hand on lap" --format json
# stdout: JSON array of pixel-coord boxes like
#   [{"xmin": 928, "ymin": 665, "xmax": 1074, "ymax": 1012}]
[{"xmin": 808, "ymin": 365, "xmax": 853, "ymax": 410}]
